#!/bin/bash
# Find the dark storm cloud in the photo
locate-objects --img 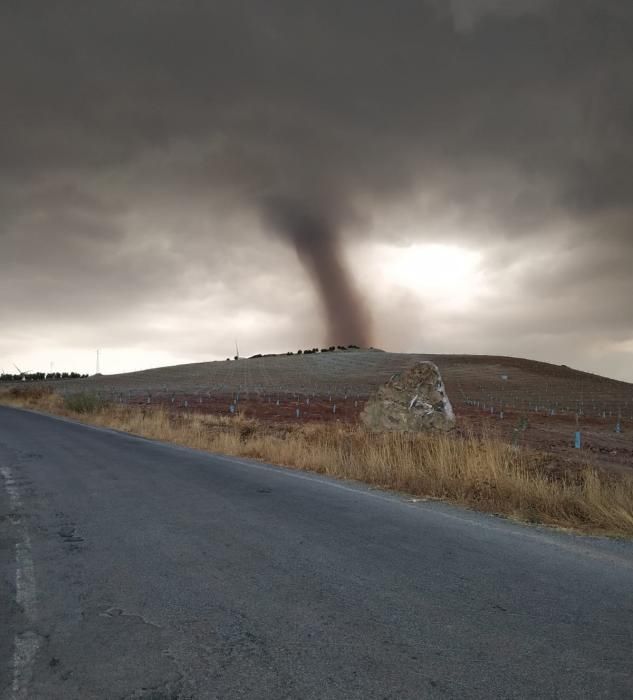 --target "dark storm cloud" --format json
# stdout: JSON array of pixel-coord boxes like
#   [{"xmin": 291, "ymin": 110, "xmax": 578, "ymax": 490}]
[
  {"xmin": 4, "ymin": 1, "xmax": 633, "ymax": 220},
  {"xmin": 1, "ymin": 1, "xmax": 632, "ymax": 373}
]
